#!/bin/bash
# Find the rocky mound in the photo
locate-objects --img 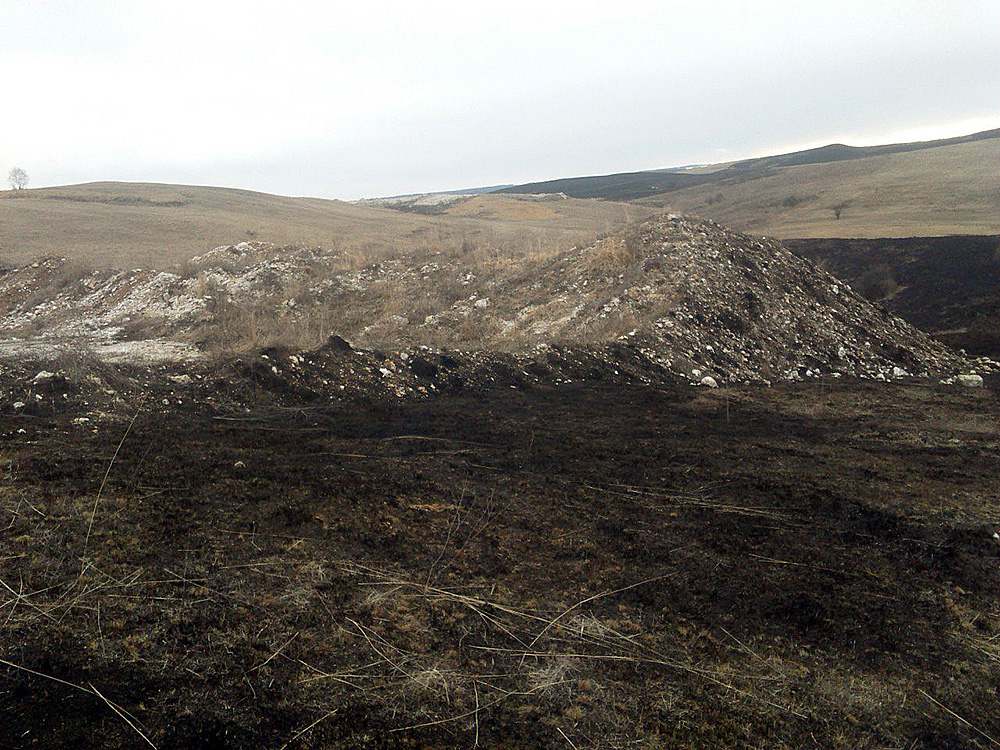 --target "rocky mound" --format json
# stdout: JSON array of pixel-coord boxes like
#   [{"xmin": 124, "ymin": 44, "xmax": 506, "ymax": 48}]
[
  {"xmin": 0, "ymin": 215, "xmax": 993, "ymax": 386},
  {"xmin": 493, "ymin": 215, "xmax": 987, "ymax": 384}
]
